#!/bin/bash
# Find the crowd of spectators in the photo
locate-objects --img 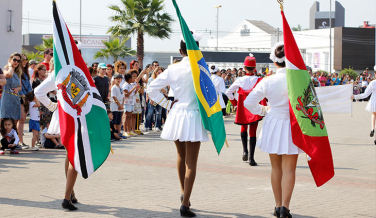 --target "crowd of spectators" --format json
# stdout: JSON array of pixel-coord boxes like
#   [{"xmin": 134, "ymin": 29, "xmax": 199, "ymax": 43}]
[
  {"xmin": 0, "ymin": 49, "xmax": 374, "ymax": 153},
  {"xmin": 309, "ymin": 68, "xmax": 374, "ymax": 101}
]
